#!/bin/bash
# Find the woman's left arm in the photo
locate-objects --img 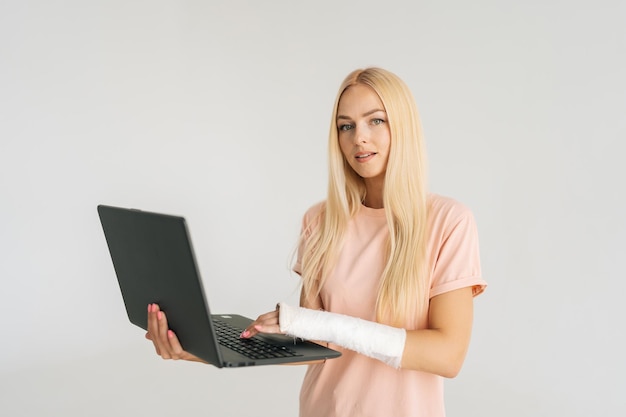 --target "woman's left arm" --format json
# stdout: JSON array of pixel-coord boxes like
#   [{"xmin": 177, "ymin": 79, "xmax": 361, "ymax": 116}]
[{"xmin": 401, "ymin": 286, "xmax": 474, "ymax": 377}]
